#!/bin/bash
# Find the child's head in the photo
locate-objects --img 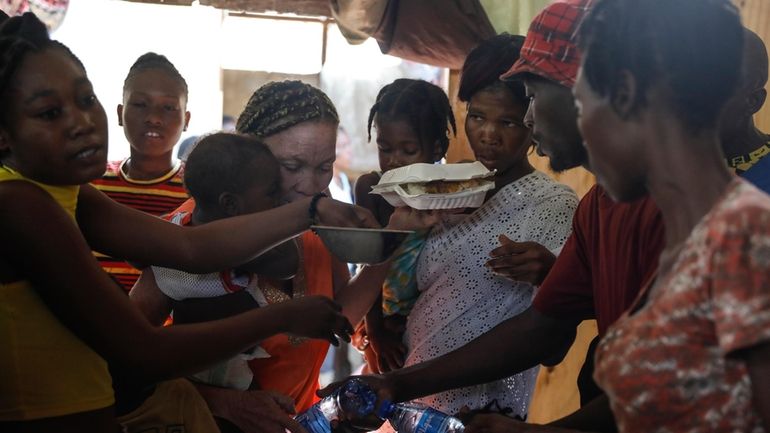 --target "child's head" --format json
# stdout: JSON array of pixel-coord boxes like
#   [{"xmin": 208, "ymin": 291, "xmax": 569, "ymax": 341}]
[
  {"xmin": 119, "ymin": 52, "xmax": 190, "ymax": 160},
  {"xmin": 184, "ymin": 133, "xmax": 280, "ymax": 218},
  {"xmin": 0, "ymin": 12, "xmax": 108, "ymax": 185},
  {"xmin": 367, "ymin": 79, "xmax": 456, "ymax": 173}
]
